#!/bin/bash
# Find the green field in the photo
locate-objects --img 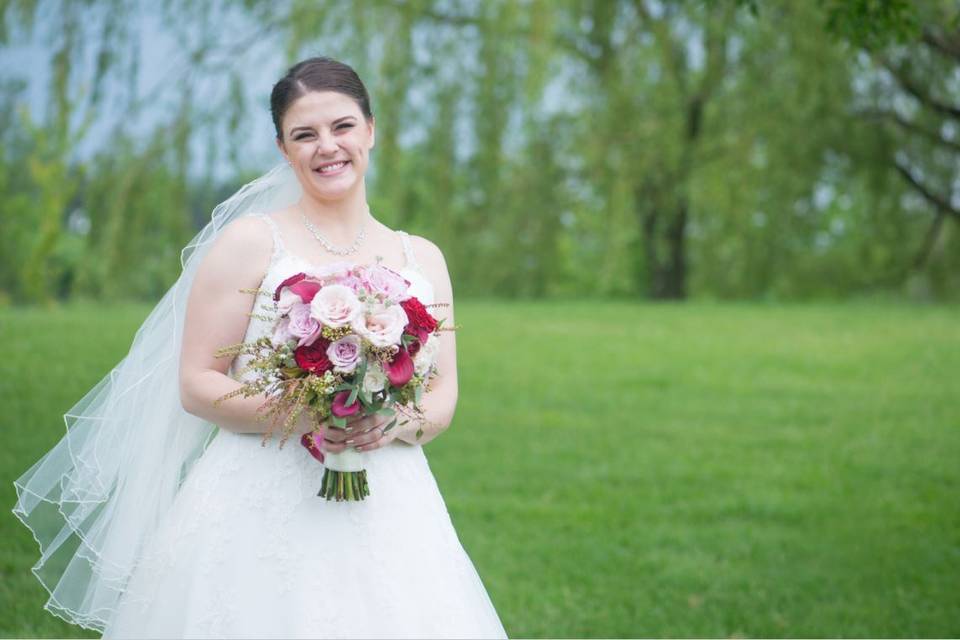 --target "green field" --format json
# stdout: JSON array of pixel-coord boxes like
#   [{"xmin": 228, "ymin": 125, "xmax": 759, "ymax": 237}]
[{"xmin": 2, "ymin": 301, "xmax": 958, "ymax": 638}]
